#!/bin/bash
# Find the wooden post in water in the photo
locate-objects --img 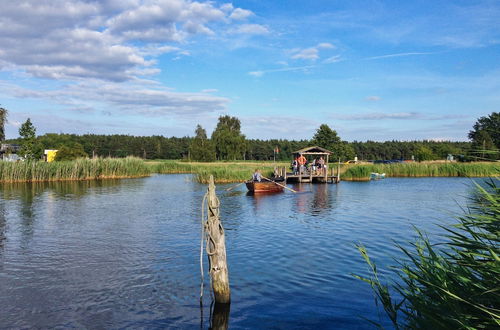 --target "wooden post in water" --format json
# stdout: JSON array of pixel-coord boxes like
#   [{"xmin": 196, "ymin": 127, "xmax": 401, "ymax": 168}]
[
  {"xmin": 325, "ymin": 154, "xmax": 329, "ymax": 182},
  {"xmin": 337, "ymin": 158, "xmax": 341, "ymax": 183},
  {"xmin": 205, "ymin": 175, "xmax": 231, "ymax": 304}
]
